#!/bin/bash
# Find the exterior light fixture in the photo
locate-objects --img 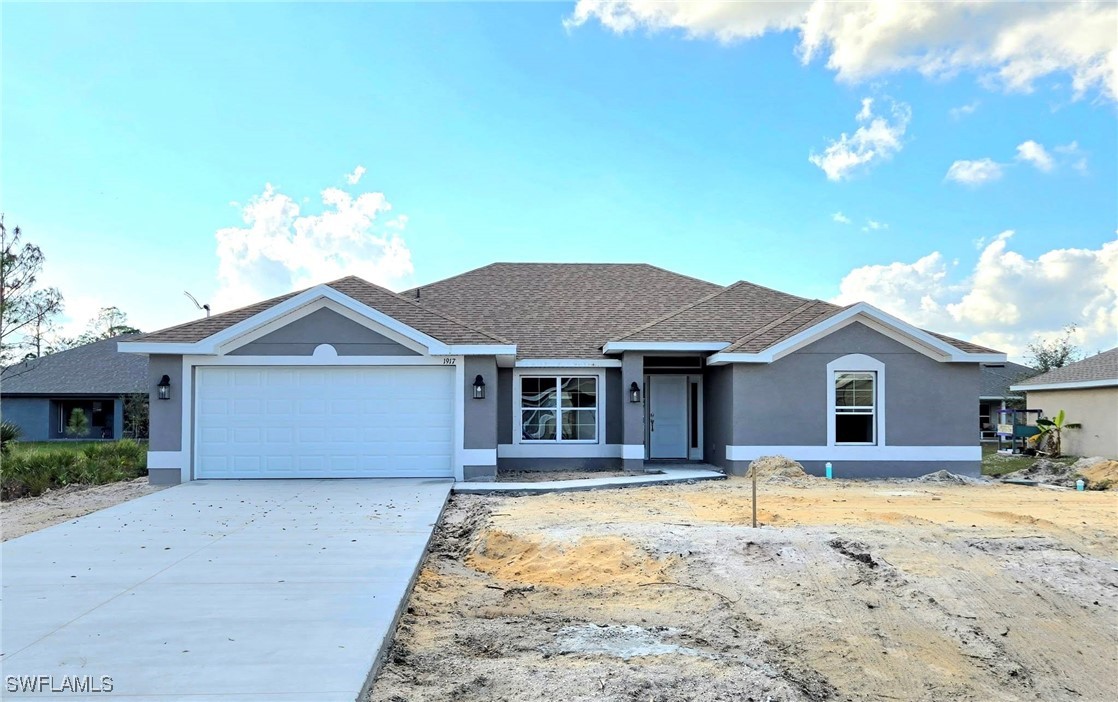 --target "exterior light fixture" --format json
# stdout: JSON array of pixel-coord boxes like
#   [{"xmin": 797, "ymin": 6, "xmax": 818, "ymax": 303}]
[
  {"xmin": 629, "ymin": 382, "xmax": 641, "ymax": 403},
  {"xmin": 157, "ymin": 375, "xmax": 172, "ymax": 400},
  {"xmin": 472, "ymin": 374, "xmax": 486, "ymax": 400}
]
